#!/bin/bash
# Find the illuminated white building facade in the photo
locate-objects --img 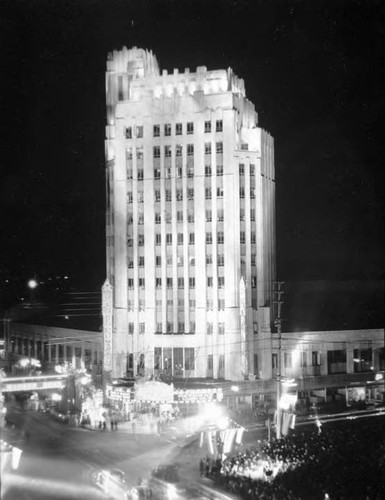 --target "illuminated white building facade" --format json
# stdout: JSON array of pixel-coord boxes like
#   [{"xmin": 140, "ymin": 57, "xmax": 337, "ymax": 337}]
[{"xmin": 104, "ymin": 47, "xmax": 276, "ymax": 381}]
